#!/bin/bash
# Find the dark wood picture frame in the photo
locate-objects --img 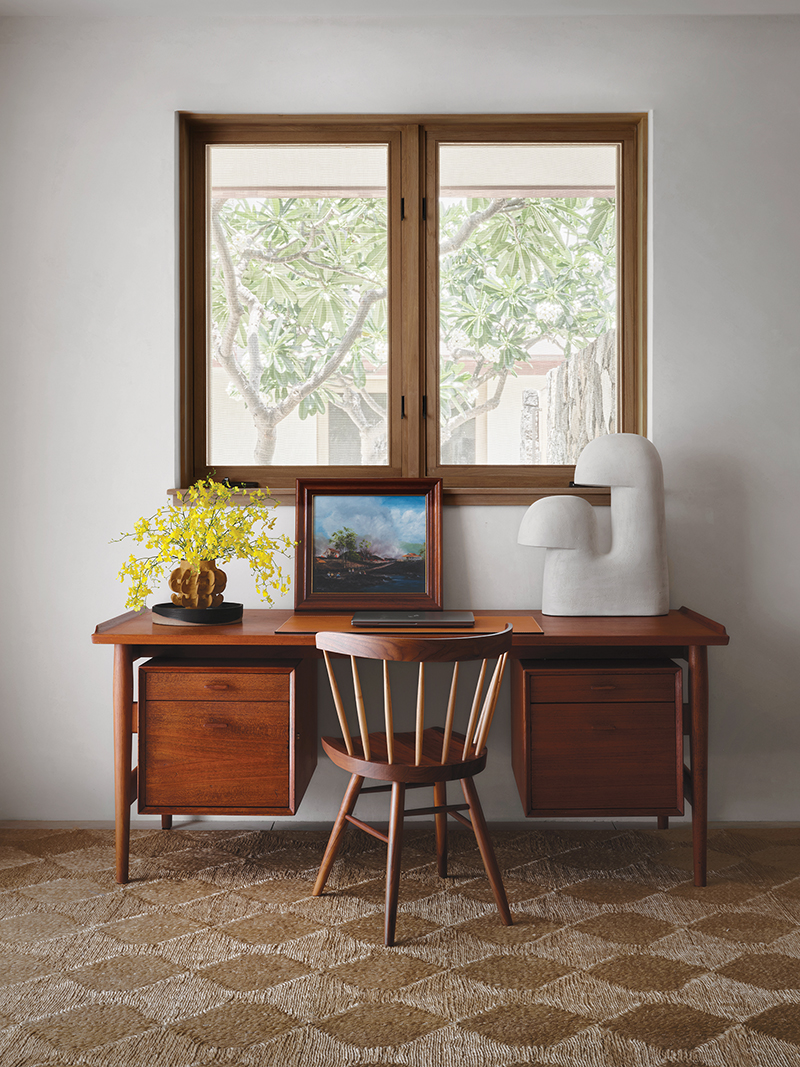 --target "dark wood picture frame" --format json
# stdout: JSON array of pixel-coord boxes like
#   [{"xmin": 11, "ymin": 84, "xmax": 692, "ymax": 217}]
[{"xmin": 295, "ymin": 478, "xmax": 443, "ymax": 612}]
